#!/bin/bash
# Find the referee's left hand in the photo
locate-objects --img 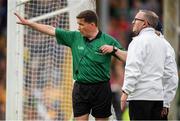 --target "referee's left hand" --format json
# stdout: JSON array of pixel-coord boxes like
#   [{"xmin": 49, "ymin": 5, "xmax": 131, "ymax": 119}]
[{"xmin": 99, "ymin": 45, "xmax": 113, "ymax": 54}]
